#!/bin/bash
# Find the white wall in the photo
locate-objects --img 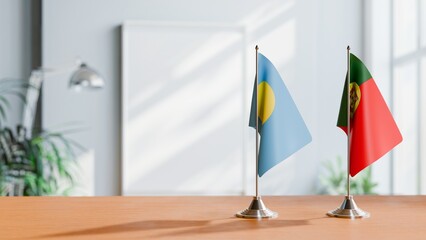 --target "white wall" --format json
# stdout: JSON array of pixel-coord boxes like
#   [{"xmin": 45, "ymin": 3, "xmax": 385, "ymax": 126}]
[
  {"xmin": 315, "ymin": 0, "xmax": 364, "ymax": 190},
  {"xmin": 0, "ymin": 0, "xmax": 32, "ymax": 127},
  {"xmin": 365, "ymin": 0, "xmax": 426, "ymax": 195},
  {"xmin": 364, "ymin": 0, "xmax": 393, "ymax": 194},
  {"xmin": 42, "ymin": 0, "xmax": 363, "ymax": 195}
]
